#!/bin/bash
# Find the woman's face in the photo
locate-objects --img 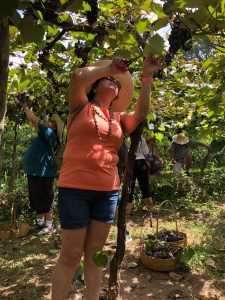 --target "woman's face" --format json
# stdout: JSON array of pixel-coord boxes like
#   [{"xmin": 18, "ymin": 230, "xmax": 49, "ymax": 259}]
[
  {"xmin": 45, "ymin": 120, "xmax": 57, "ymax": 129},
  {"xmin": 95, "ymin": 77, "xmax": 121, "ymax": 97}
]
